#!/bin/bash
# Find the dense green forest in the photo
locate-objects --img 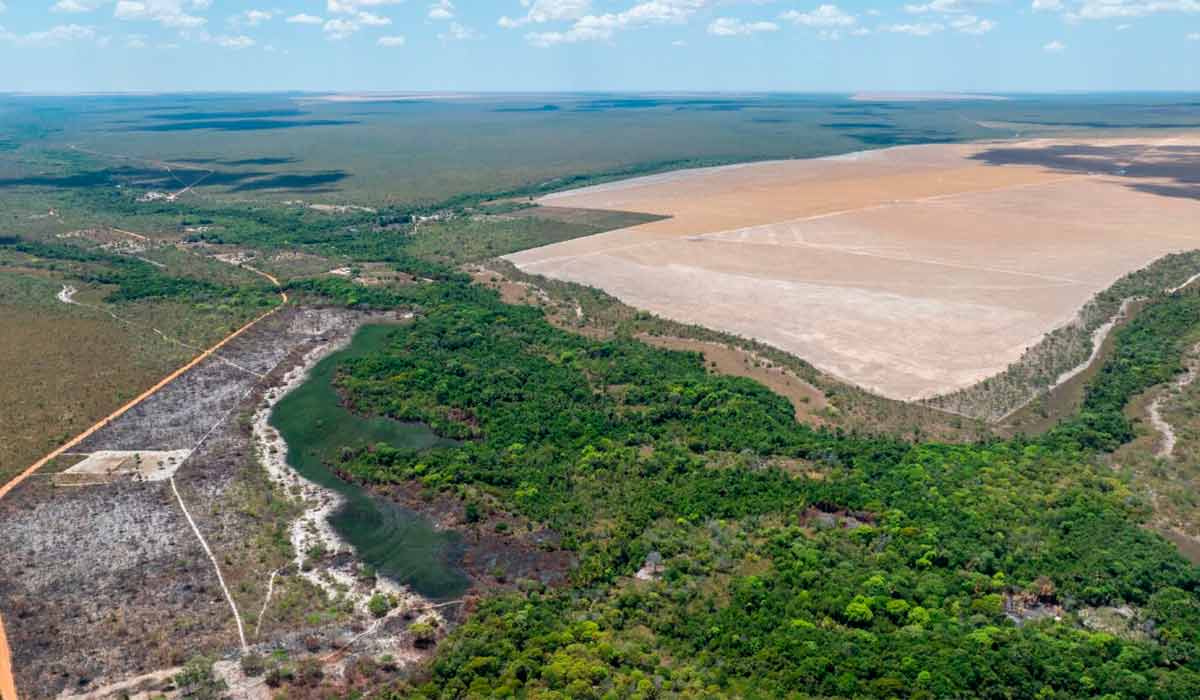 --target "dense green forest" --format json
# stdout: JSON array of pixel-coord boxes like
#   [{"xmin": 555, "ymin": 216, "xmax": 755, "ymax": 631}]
[{"xmin": 281, "ymin": 266, "xmax": 1200, "ymax": 699}]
